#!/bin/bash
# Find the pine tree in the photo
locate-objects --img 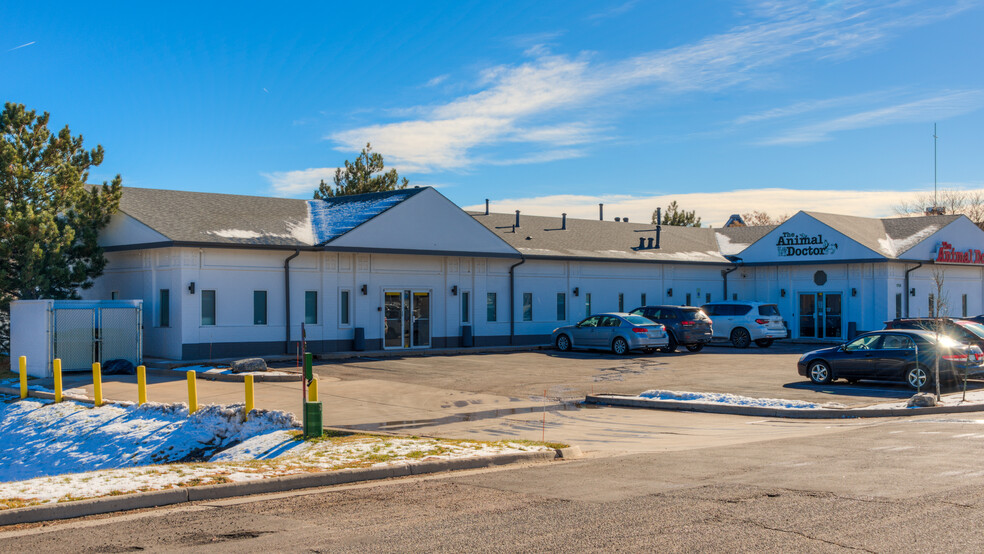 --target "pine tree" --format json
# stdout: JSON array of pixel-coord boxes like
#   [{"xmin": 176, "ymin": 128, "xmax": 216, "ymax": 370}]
[
  {"xmin": 653, "ymin": 201, "xmax": 702, "ymax": 227},
  {"xmin": 0, "ymin": 103, "xmax": 122, "ymax": 351},
  {"xmin": 314, "ymin": 143, "xmax": 409, "ymax": 199}
]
